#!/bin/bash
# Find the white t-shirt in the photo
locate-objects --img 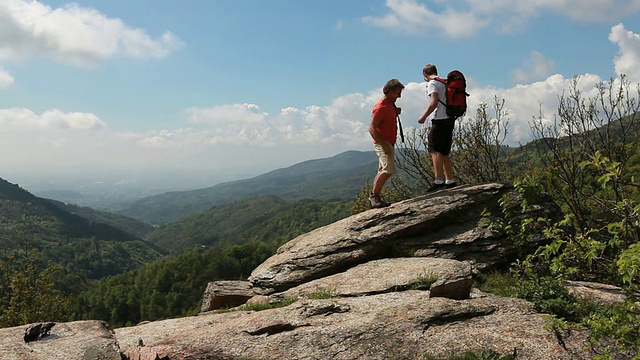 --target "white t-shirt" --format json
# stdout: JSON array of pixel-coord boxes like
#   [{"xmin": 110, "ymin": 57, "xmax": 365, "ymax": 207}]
[{"xmin": 426, "ymin": 79, "xmax": 448, "ymax": 120}]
